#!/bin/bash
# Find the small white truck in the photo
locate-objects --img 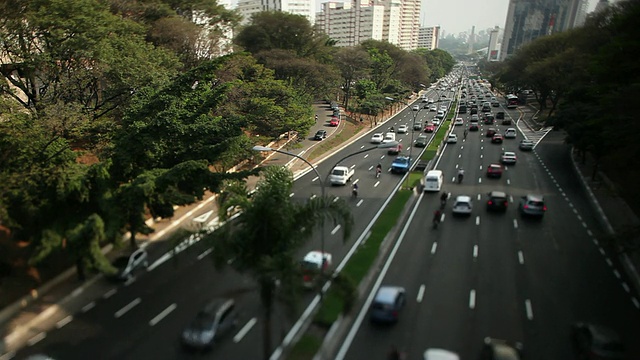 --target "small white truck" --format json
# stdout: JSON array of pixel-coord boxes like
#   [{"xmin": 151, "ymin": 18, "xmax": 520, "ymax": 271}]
[{"xmin": 329, "ymin": 165, "xmax": 354, "ymax": 185}]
